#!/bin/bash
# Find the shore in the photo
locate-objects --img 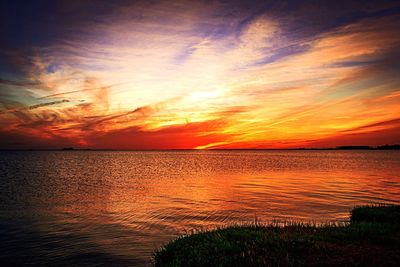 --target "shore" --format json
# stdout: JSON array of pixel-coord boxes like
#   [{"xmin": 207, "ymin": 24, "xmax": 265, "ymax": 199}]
[{"xmin": 154, "ymin": 205, "xmax": 400, "ymax": 266}]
